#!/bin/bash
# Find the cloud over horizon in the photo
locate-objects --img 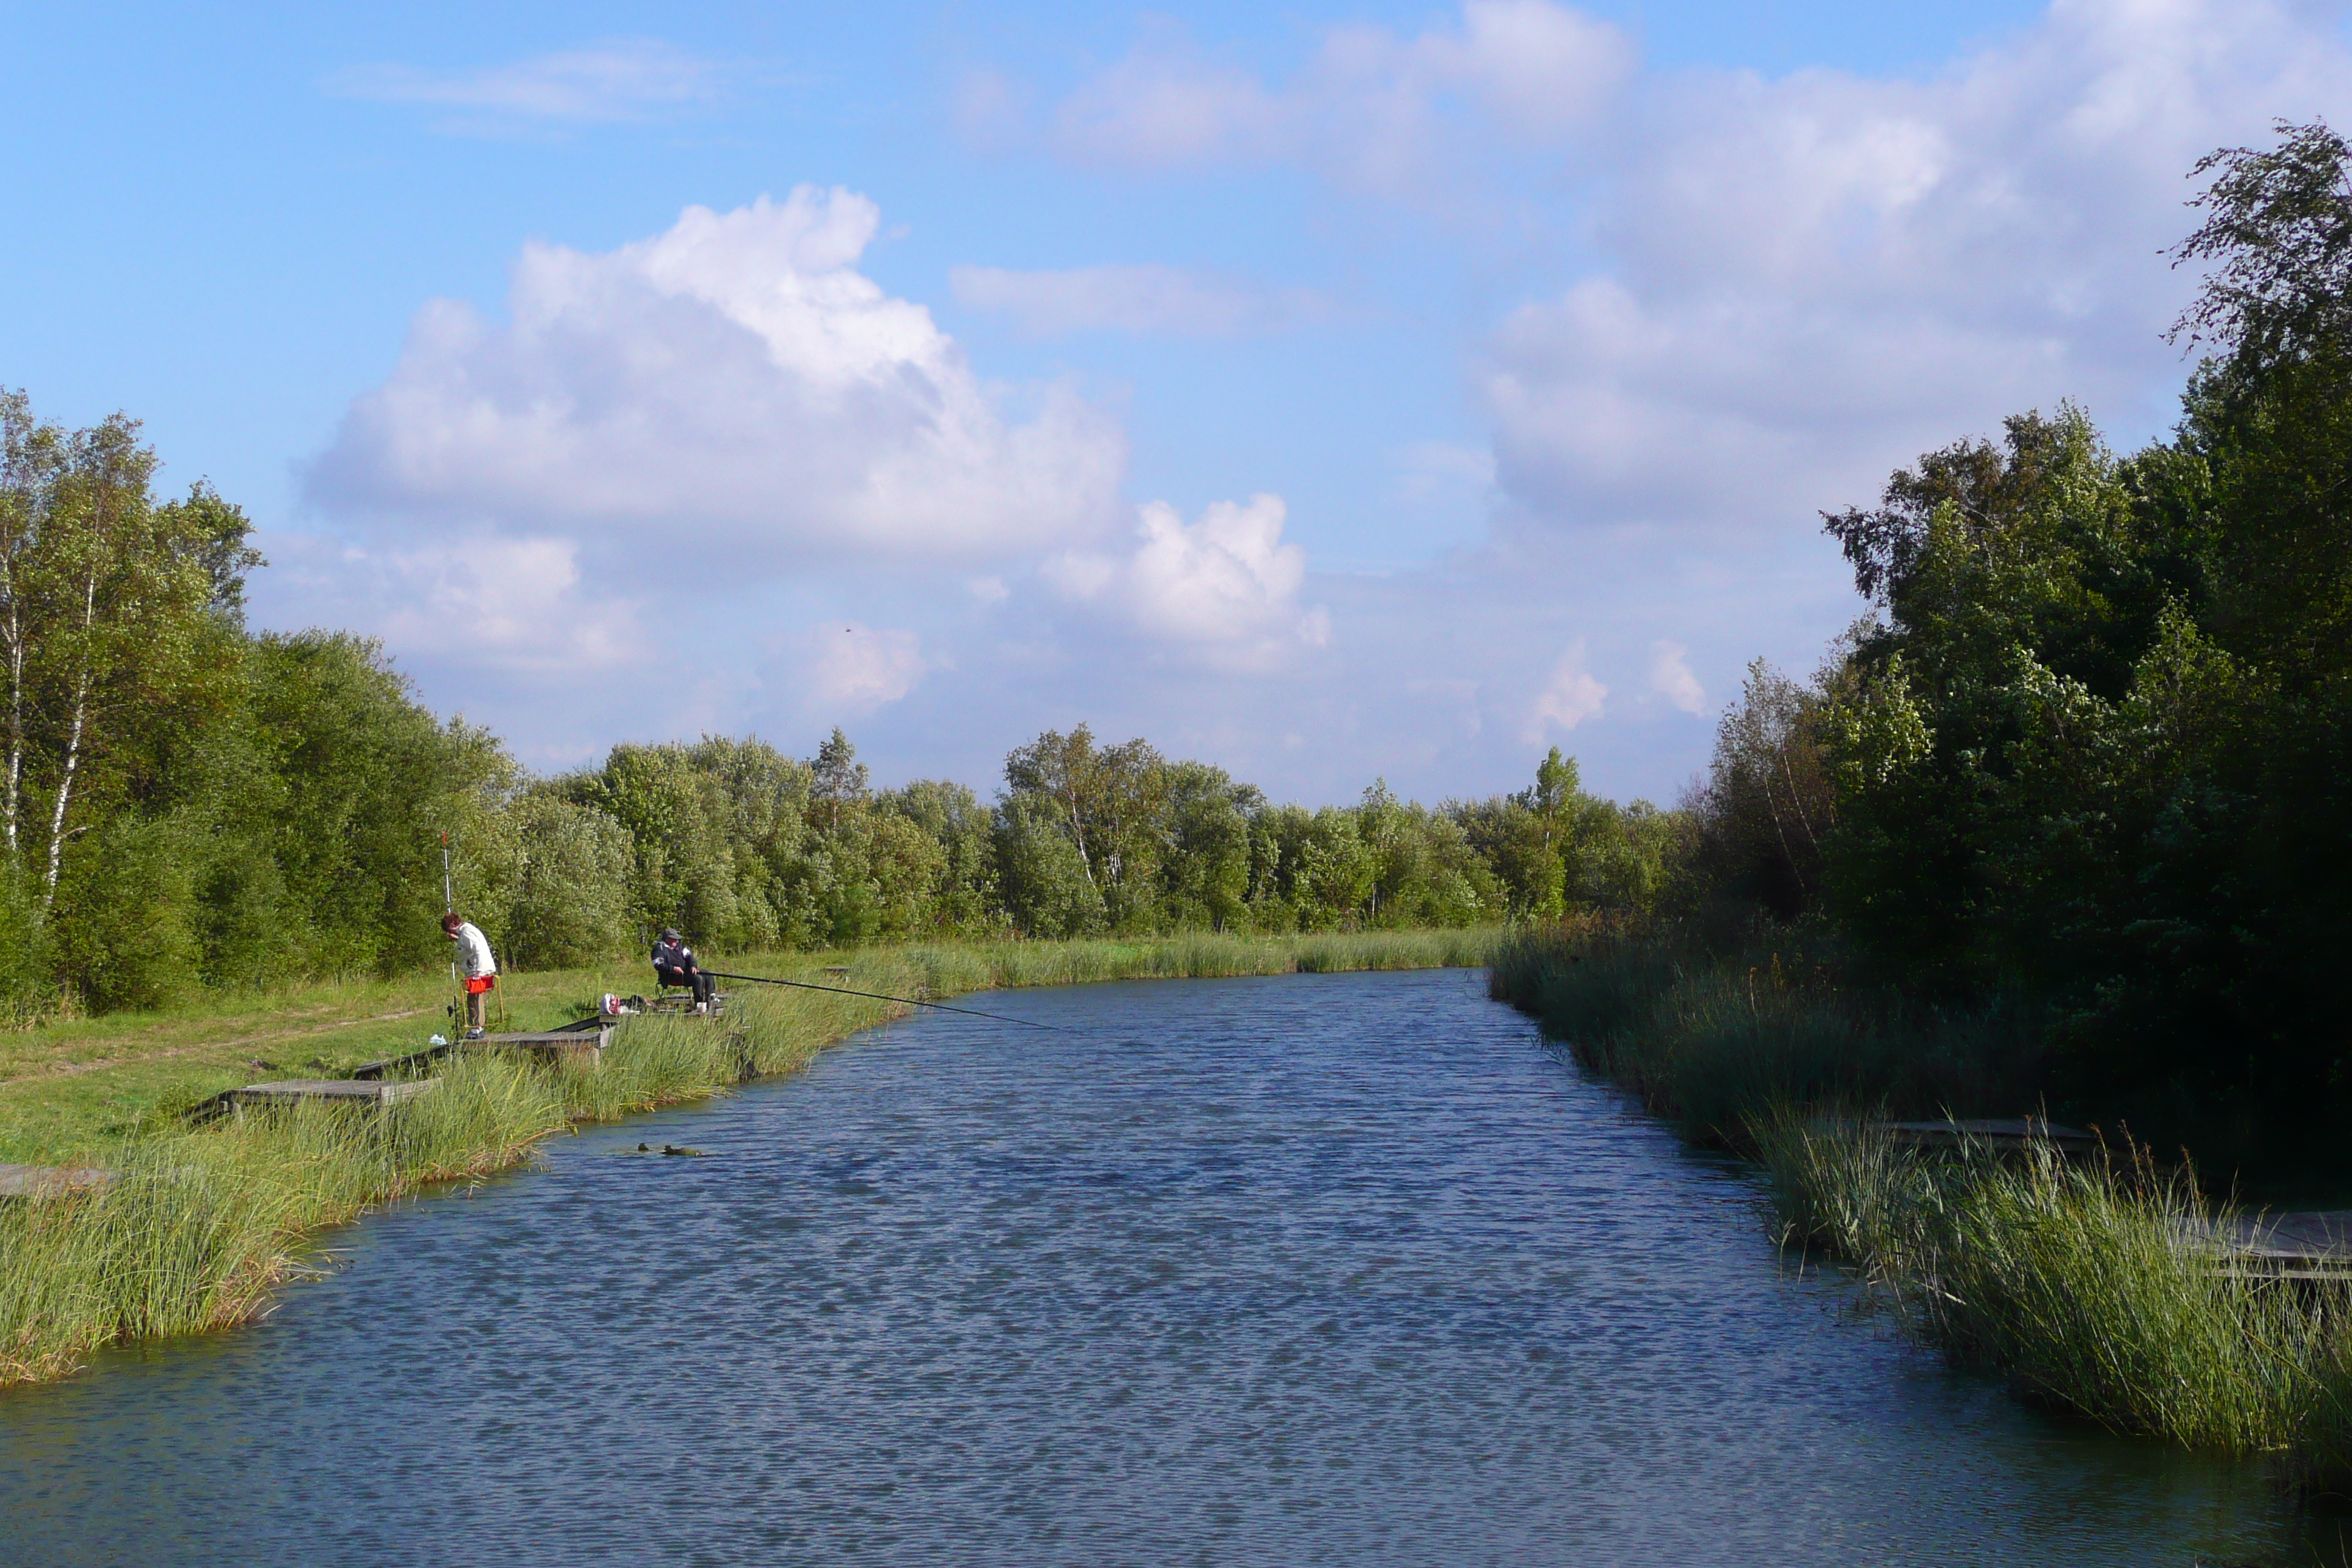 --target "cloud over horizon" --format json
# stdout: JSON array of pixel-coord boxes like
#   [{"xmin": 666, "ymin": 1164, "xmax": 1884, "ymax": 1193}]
[
  {"xmin": 1047, "ymin": 494, "xmax": 1332, "ymax": 671},
  {"xmin": 1039, "ymin": 0, "xmax": 1633, "ymax": 197},
  {"xmin": 1477, "ymin": 0, "xmax": 2352, "ymax": 533},
  {"xmin": 309, "ymin": 186, "xmax": 1127, "ymax": 566}
]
